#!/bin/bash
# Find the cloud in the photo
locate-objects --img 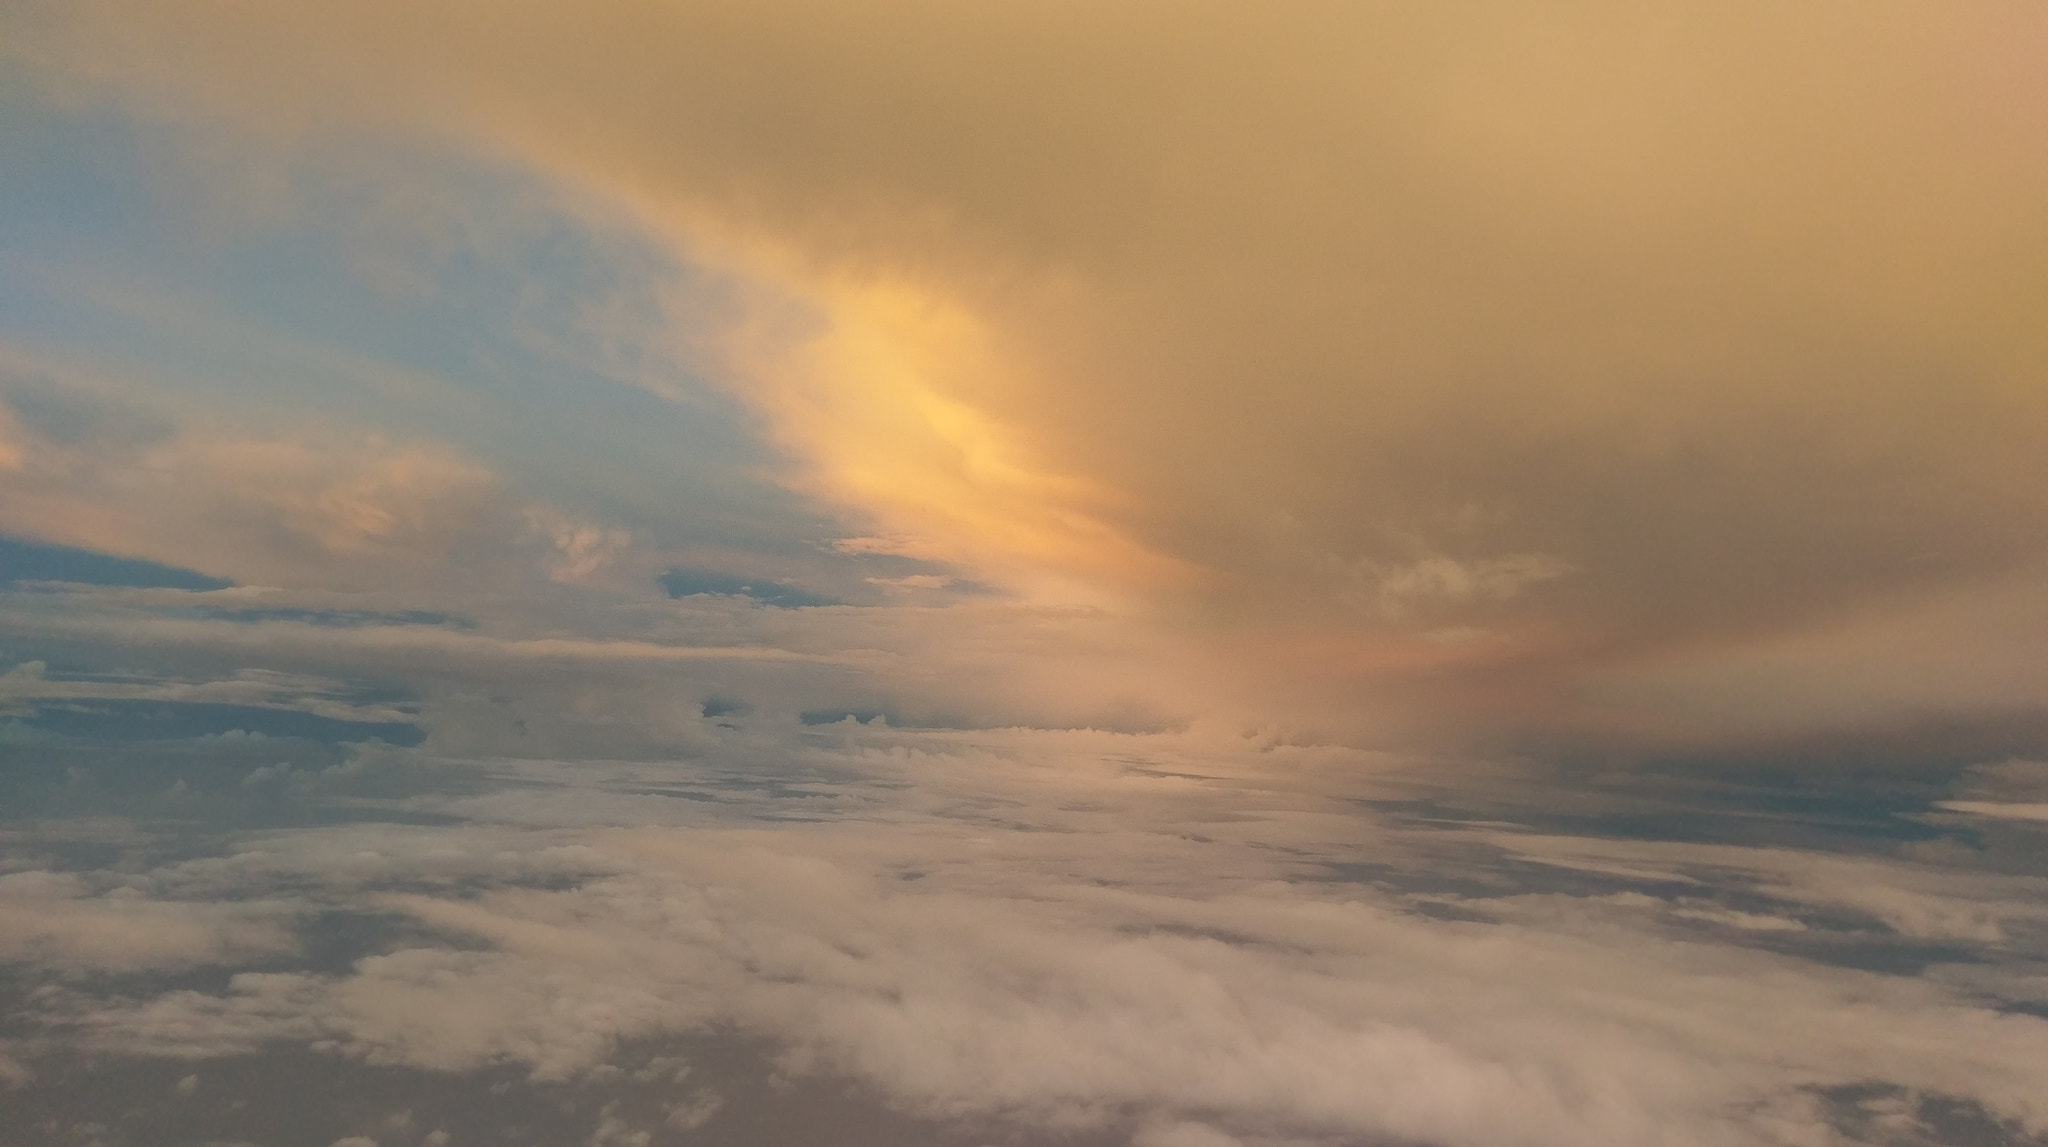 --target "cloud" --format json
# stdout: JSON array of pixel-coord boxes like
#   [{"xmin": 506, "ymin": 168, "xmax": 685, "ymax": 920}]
[
  {"xmin": 5, "ymin": 23, "xmax": 2048, "ymax": 1142},
  {"xmin": 1483, "ymin": 832, "xmax": 2048, "ymax": 946},
  {"xmin": 10, "ymin": 0, "xmax": 2046, "ymax": 746},
  {"xmin": 0, "ymin": 573, "xmax": 1219, "ymax": 749},
  {"xmin": 0, "ymin": 870, "xmax": 297, "ymax": 971},
  {"xmin": 1938, "ymin": 801, "xmax": 2048, "ymax": 826},
  {"xmin": 0, "ymin": 660, "xmax": 415, "ymax": 726},
  {"xmin": 26, "ymin": 725, "xmax": 2048, "ymax": 1147},
  {"xmin": 1345, "ymin": 553, "xmax": 1574, "ymax": 622},
  {"xmin": 0, "ymin": 351, "xmax": 661, "ymax": 595},
  {"xmin": 0, "ymin": 535, "xmax": 231, "ymax": 591},
  {"xmin": 0, "ymin": 410, "xmax": 487, "ymax": 591},
  {"xmin": 662, "ymin": 1090, "xmax": 721, "ymax": 1132},
  {"xmin": 523, "ymin": 508, "xmax": 633, "ymax": 584},
  {"xmin": 1945, "ymin": 759, "xmax": 2048, "ymax": 822}
]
